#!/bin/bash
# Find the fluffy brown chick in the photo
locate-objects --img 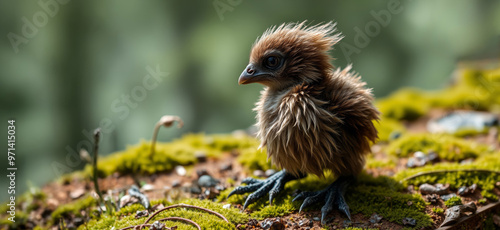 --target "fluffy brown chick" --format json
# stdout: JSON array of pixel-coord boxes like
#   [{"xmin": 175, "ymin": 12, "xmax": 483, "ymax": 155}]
[{"xmin": 230, "ymin": 21, "xmax": 379, "ymax": 222}]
